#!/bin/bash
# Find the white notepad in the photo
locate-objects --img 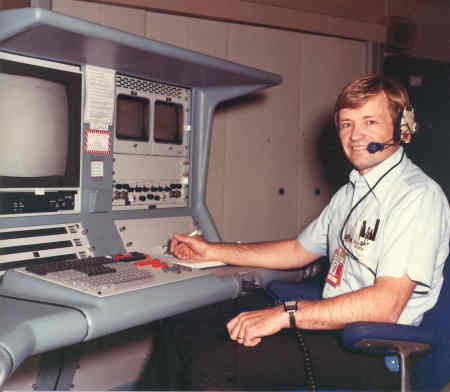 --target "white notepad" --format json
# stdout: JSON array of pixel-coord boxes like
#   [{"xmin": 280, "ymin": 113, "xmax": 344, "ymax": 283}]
[
  {"xmin": 158, "ymin": 254, "xmax": 225, "ymax": 269},
  {"xmin": 173, "ymin": 259, "xmax": 226, "ymax": 269}
]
